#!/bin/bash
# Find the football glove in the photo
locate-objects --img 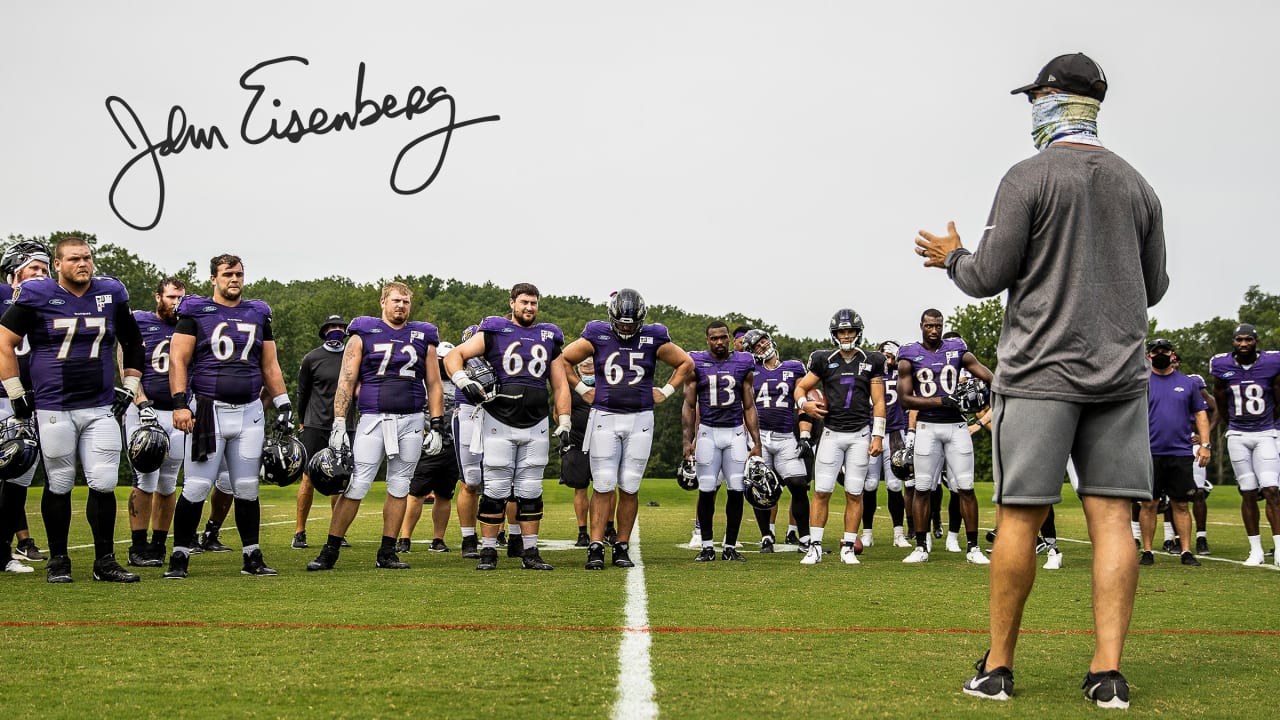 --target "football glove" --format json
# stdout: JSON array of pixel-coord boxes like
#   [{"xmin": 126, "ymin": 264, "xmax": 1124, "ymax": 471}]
[
  {"xmin": 112, "ymin": 386, "xmax": 136, "ymax": 423},
  {"xmin": 329, "ymin": 422, "xmax": 350, "ymax": 452},
  {"xmin": 10, "ymin": 392, "xmax": 34, "ymax": 420},
  {"xmin": 458, "ymin": 378, "xmax": 488, "ymax": 405},
  {"xmin": 555, "ymin": 414, "xmax": 572, "ymax": 455},
  {"xmin": 137, "ymin": 399, "xmax": 160, "ymax": 426},
  {"xmin": 273, "ymin": 403, "xmax": 294, "ymax": 434},
  {"xmin": 423, "ymin": 416, "xmax": 445, "ymax": 456}
]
